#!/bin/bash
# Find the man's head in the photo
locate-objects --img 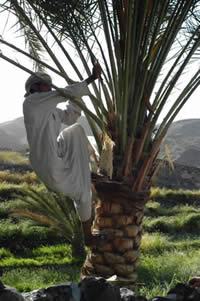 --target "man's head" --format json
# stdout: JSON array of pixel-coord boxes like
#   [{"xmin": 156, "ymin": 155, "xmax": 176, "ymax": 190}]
[{"xmin": 25, "ymin": 72, "xmax": 52, "ymax": 96}]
